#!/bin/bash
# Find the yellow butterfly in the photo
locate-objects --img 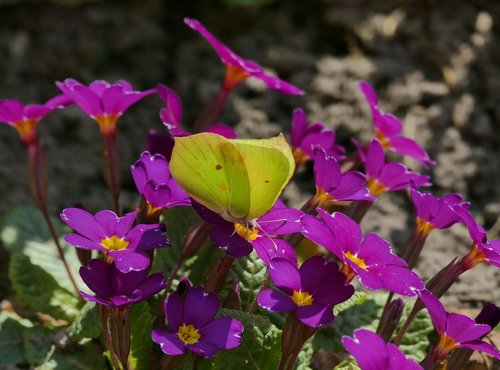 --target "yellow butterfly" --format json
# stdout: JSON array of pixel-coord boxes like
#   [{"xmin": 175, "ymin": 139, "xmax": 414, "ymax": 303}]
[{"xmin": 169, "ymin": 132, "xmax": 294, "ymax": 224}]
